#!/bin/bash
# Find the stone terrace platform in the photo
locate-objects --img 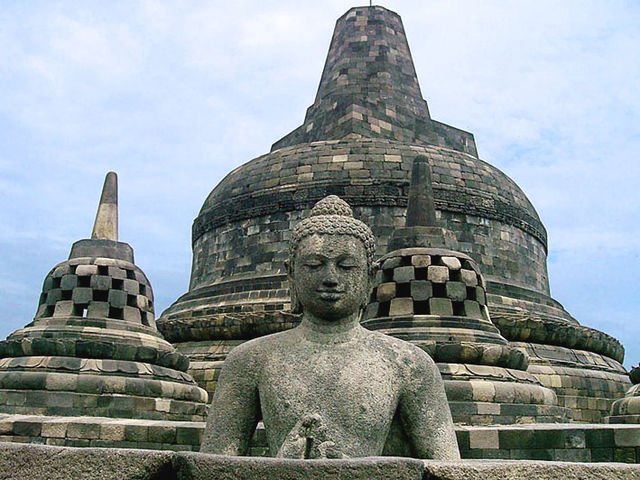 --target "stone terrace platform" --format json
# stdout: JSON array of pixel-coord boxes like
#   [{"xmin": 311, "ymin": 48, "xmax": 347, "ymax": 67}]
[
  {"xmin": 4, "ymin": 416, "xmax": 640, "ymax": 464},
  {"xmin": 2, "ymin": 442, "xmax": 640, "ymax": 480}
]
